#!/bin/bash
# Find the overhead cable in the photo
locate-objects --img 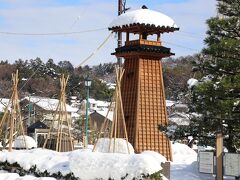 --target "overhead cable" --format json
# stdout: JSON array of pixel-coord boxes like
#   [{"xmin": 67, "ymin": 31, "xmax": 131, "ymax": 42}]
[
  {"xmin": 76, "ymin": 32, "xmax": 113, "ymax": 68},
  {"xmin": 0, "ymin": 28, "xmax": 107, "ymax": 36}
]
